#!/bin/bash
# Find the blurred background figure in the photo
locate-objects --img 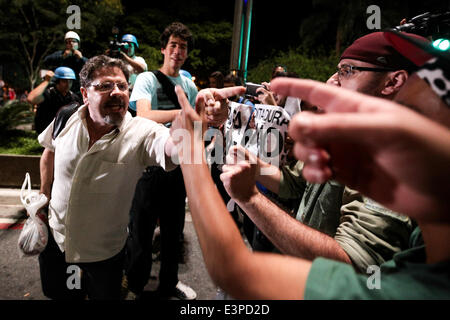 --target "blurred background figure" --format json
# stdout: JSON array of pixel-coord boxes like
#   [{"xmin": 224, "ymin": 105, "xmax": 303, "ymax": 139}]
[
  {"xmin": 8, "ymin": 85, "xmax": 16, "ymax": 101},
  {"xmin": 271, "ymin": 64, "xmax": 287, "ymax": 79},
  {"xmin": 223, "ymin": 73, "xmax": 251, "ymax": 104},
  {"xmin": 119, "ymin": 34, "xmax": 148, "ymax": 90},
  {"xmin": 19, "ymin": 89, "xmax": 29, "ymax": 102},
  {"xmin": 208, "ymin": 71, "xmax": 224, "ymax": 88}
]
